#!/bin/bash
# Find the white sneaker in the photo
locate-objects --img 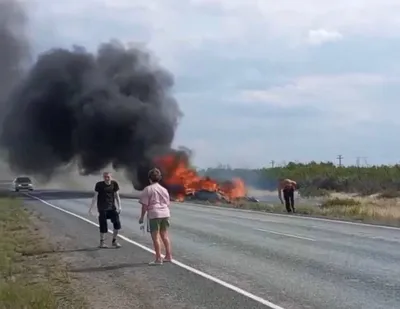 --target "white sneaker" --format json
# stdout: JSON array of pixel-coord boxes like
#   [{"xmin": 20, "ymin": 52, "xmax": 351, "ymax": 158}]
[
  {"xmin": 112, "ymin": 239, "xmax": 121, "ymax": 248},
  {"xmin": 98, "ymin": 241, "xmax": 108, "ymax": 248}
]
